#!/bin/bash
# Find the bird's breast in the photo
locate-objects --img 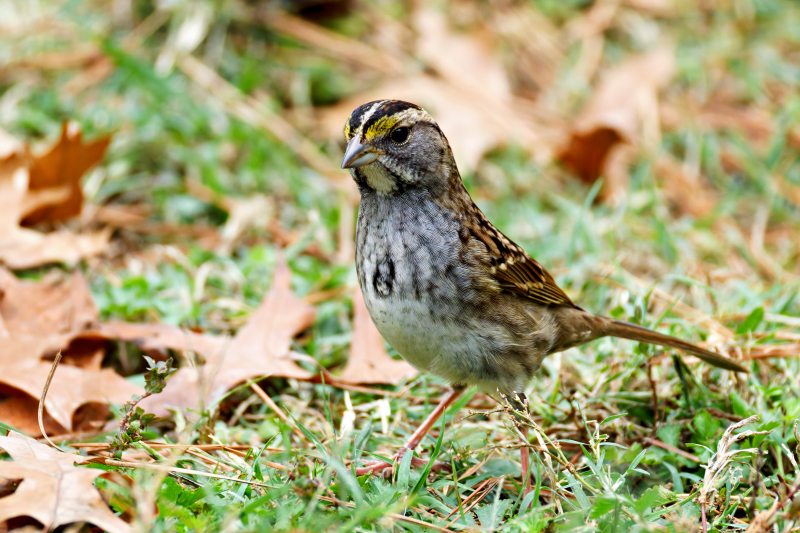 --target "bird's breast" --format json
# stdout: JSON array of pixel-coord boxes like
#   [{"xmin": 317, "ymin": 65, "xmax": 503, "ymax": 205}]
[
  {"xmin": 353, "ymin": 192, "xmax": 561, "ymax": 394},
  {"xmin": 355, "ymin": 193, "xmax": 476, "ymax": 374}
]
